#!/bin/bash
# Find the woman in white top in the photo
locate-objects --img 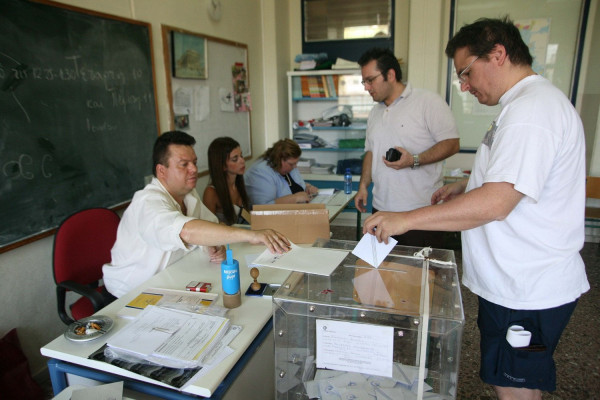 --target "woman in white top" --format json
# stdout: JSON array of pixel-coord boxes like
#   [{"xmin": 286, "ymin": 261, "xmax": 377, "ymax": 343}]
[{"xmin": 203, "ymin": 137, "xmax": 251, "ymax": 225}]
